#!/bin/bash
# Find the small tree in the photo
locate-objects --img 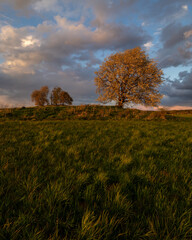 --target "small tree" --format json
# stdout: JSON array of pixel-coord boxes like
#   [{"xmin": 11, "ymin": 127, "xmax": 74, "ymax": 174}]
[
  {"xmin": 51, "ymin": 87, "xmax": 62, "ymax": 106},
  {"xmin": 60, "ymin": 91, "xmax": 73, "ymax": 105},
  {"xmin": 95, "ymin": 47, "xmax": 163, "ymax": 108},
  {"xmin": 51, "ymin": 87, "xmax": 73, "ymax": 106},
  {"xmin": 31, "ymin": 86, "xmax": 49, "ymax": 106}
]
